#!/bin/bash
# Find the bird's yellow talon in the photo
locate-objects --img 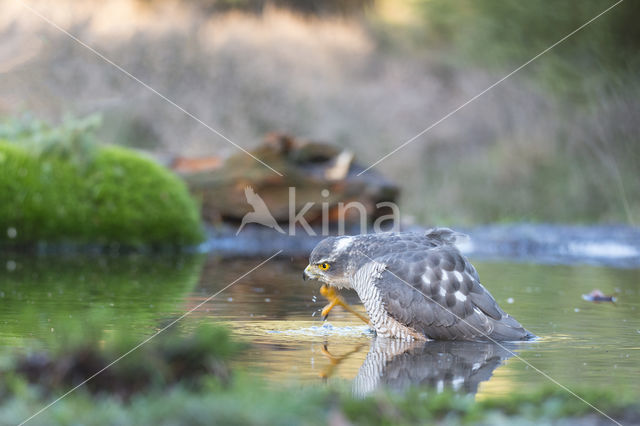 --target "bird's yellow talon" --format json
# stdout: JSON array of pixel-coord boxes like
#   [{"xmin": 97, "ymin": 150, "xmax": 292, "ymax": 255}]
[
  {"xmin": 319, "ymin": 285, "xmax": 369, "ymax": 324},
  {"xmin": 320, "ymin": 303, "xmax": 336, "ymax": 318}
]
